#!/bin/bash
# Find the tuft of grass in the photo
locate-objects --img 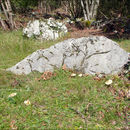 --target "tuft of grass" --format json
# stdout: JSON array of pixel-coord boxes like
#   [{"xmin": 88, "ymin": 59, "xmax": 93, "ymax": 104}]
[{"xmin": 0, "ymin": 30, "xmax": 129, "ymax": 129}]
